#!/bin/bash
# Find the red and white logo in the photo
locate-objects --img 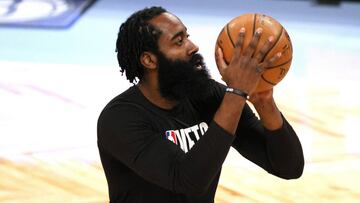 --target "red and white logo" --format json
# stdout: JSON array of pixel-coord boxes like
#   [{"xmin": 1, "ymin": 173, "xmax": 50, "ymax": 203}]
[{"xmin": 165, "ymin": 130, "xmax": 177, "ymax": 145}]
